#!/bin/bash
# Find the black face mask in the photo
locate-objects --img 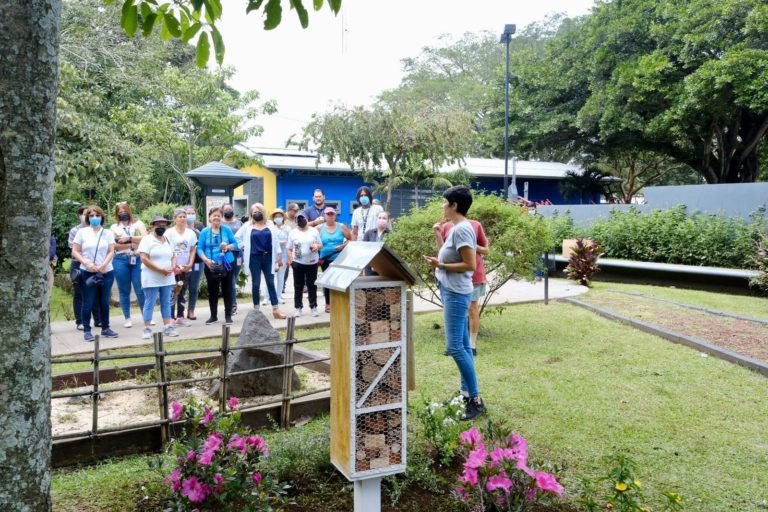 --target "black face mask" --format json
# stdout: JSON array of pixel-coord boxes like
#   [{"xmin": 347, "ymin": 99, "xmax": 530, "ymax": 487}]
[
  {"xmin": 297, "ymin": 217, "xmax": 308, "ymax": 228},
  {"xmin": 118, "ymin": 212, "xmax": 130, "ymax": 222},
  {"xmin": 252, "ymin": 212, "xmax": 264, "ymax": 222},
  {"xmin": 223, "ymin": 211, "xmax": 234, "ymax": 219},
  {"xmin": 154, "ymin": 227, "xmax": 166, "ymax": 236}
]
